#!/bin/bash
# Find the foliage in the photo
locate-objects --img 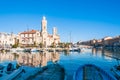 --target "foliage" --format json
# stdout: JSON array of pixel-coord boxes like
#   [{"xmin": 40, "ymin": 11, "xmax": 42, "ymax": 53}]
[
  {"xmin": 49, "ymin": 42, "xmax": 56, "ymax": 48},
  {"xmin": 12, "ymin": 43, "xmax": 19, "ymax": 48},
  {"xmin": 33, "ymin": 42, "xmax": 37, "ymax": 47},
  {"xmin": 39, "ymin": 43, "xmax": 43, "ymax": 48},
  {"xmin": 58, "ymin": 42, "xmax": 71, "ymax": 48}
]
